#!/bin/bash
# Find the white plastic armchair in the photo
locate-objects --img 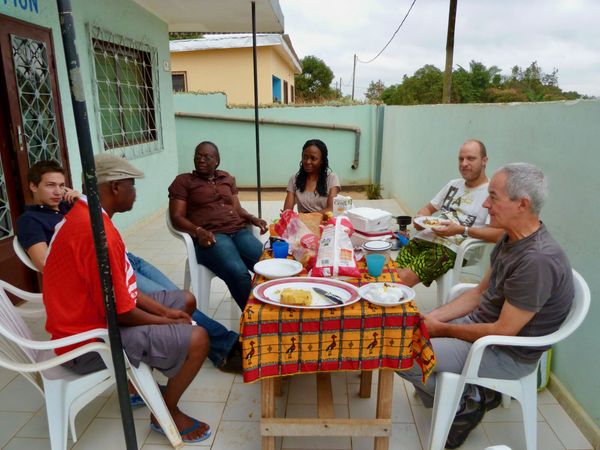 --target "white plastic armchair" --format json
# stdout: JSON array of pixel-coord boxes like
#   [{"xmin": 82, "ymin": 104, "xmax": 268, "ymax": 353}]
[
  {"xmin": 13, "ymin": 237, "xmax": 40, "ymax": 272},
  {"xmin": 435, "ymin": 238, "xmax": 493, "ymax": 306},
  {"xmin": 166, "ymin": 210, "xmax": 262, "ymax": 315},
  {"xmin": 427, "ymin": 270, "xmax": 590, "ymax": 450},
  {"xmin": 166, "ymin": 211, "xmax": 216, "ymax": 312},
  {"xmin": 0, "ymin": 279, "xmax": 183, "ymax": 450}
]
